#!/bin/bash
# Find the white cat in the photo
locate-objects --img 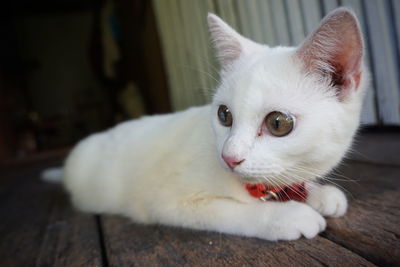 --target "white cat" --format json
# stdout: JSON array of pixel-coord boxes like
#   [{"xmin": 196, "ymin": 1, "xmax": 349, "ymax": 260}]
[{"xmin": 54, "ymin": 8, "xmax": 367, "ymax": 241}]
